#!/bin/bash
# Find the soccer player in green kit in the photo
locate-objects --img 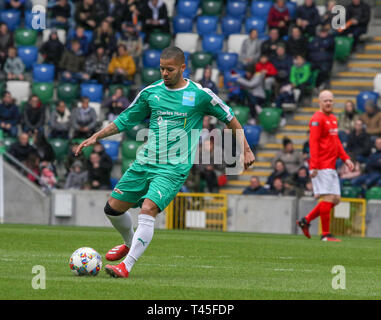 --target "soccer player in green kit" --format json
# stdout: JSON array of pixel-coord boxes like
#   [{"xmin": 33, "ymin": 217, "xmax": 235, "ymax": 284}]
[{"xmin": 75, "ymin": 47, "xmax": 255, "ymax": 278}]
